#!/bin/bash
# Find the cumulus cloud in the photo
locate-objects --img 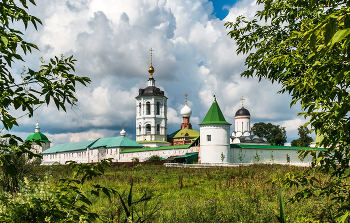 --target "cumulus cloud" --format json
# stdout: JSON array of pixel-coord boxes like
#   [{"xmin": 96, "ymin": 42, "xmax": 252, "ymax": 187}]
[{"xmin": 8, "ymin": 0, "xmax": 308, "ymax": 145}]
